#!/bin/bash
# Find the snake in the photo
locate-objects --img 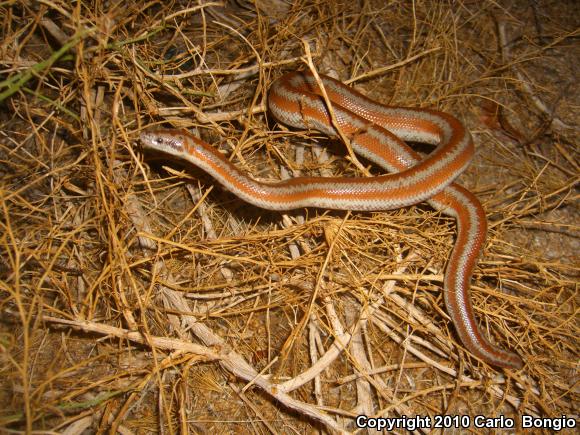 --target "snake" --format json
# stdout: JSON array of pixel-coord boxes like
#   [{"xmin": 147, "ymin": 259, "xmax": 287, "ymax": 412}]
[{"xmin": 139, "ymin": 71, "xmax": 523, "ymax": 370}]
